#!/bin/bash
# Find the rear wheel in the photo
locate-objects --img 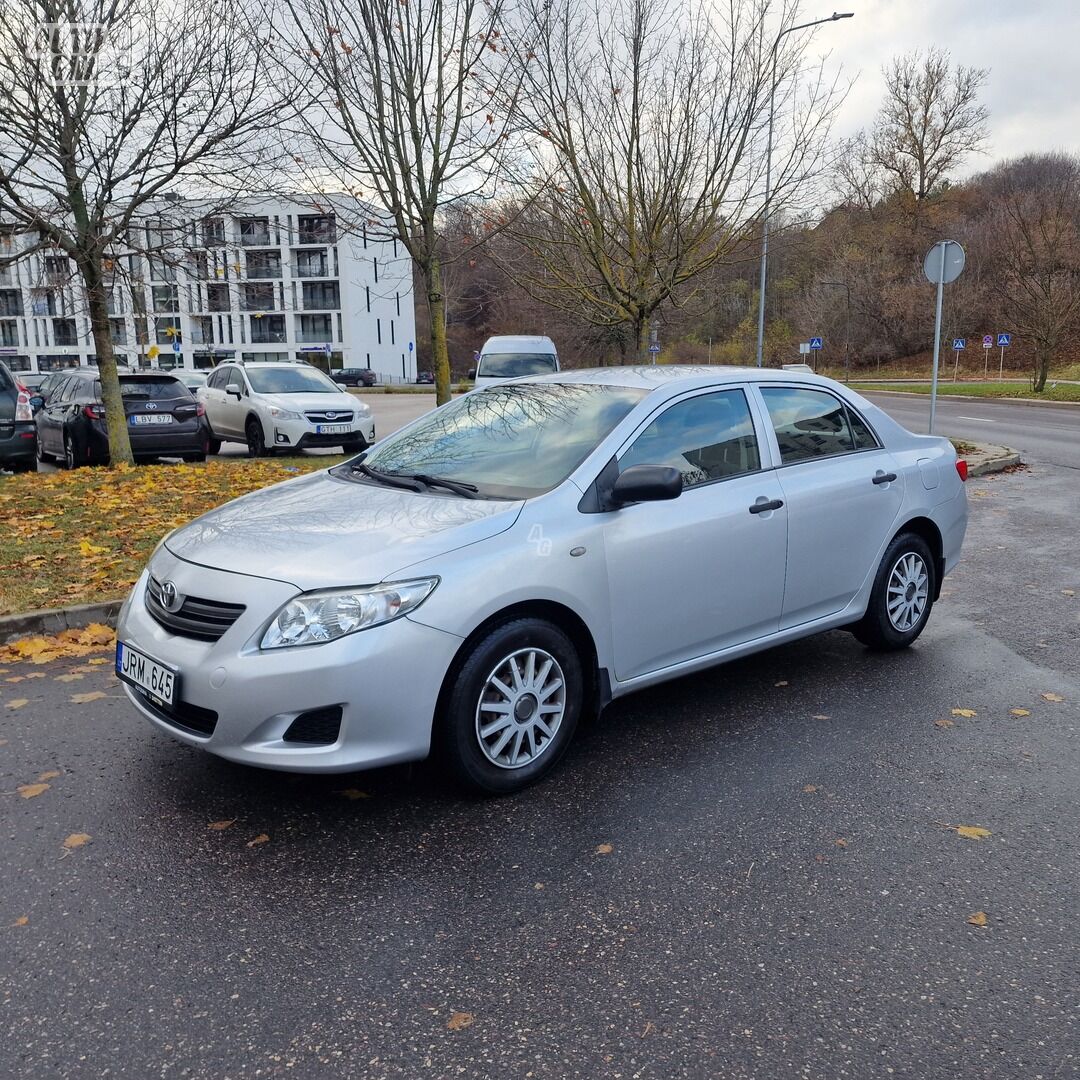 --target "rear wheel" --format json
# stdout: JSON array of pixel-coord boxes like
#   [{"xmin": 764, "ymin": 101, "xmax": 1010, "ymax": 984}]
[
  {"xmin": 246, "ymin": 418, "xmax": 267, "ymax": 458},
  {"xmin": 437, "ymin": 618, "xmax": 583, "ymax": 795},
  {"xmin": 853, "ymin": 532, "xmax": 936, "ymax": 651},
  {"xmin": 63, "ymin": 432, "xmax": 79, "ymax": 470},
  {"xmin": 206, "ymin": 436, "xmax": 222, "ymax": 455}
]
